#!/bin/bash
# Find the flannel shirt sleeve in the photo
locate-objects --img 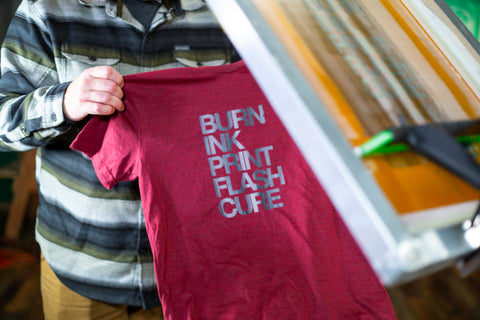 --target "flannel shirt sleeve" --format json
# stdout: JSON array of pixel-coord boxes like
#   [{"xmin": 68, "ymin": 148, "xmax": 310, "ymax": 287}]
[{"xmin": 0, "ymin": 1, "xmax": 72, "ymax": 151}]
